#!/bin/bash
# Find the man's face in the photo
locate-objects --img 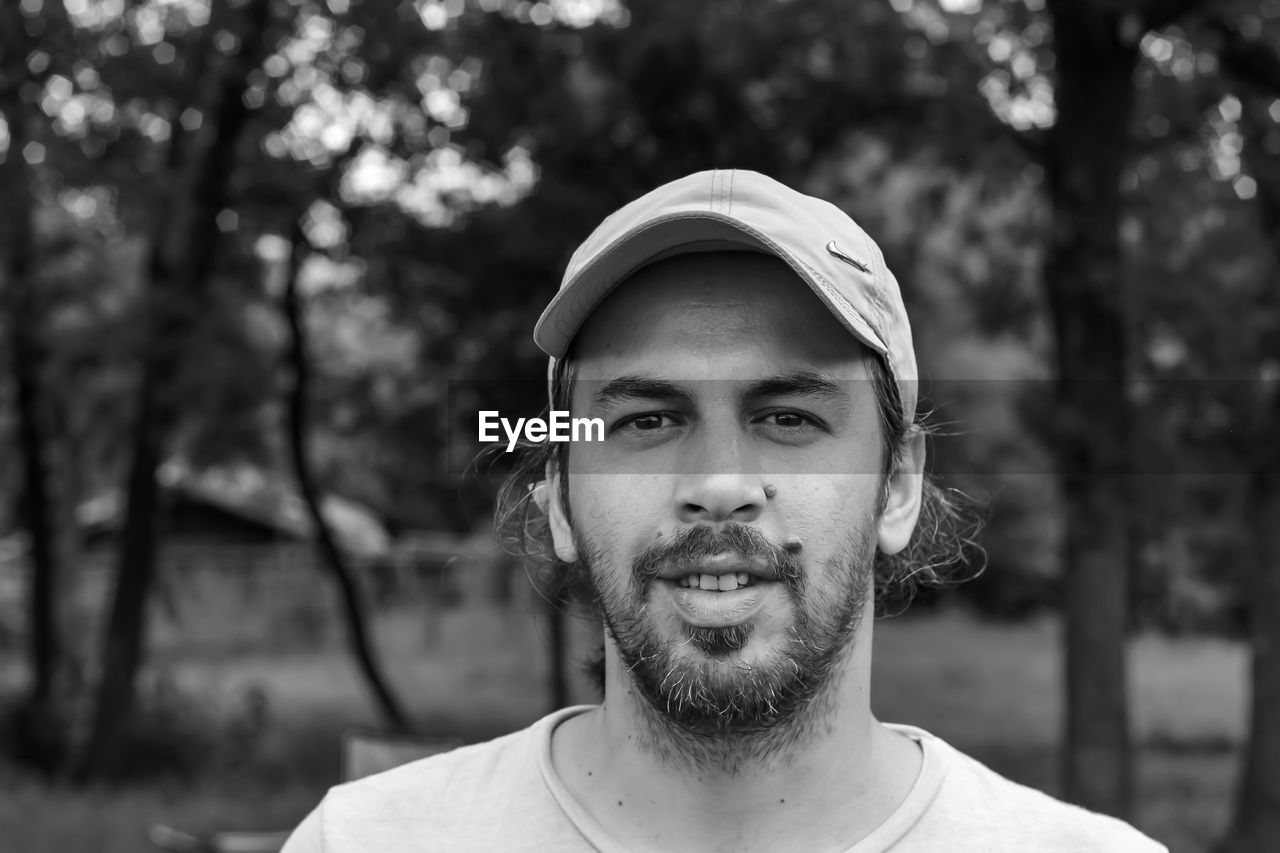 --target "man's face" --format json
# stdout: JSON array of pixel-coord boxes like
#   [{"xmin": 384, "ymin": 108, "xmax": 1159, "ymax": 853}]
[{"xmin": 547, "ymin": 252, "xmax": 921, "ymax": 737}]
